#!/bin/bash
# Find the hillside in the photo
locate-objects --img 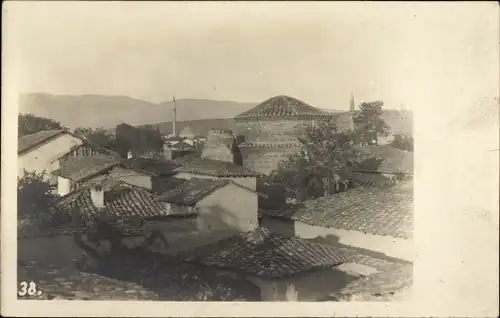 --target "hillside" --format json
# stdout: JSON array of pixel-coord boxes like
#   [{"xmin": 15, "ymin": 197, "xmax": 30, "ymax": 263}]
[
  {"xmin": 19, "ymin": 93, "xmax": 255, "ymax": 129},
  {"xmin": 19, "ymin": 93, "xmax": 412, "ymax": 137}
]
